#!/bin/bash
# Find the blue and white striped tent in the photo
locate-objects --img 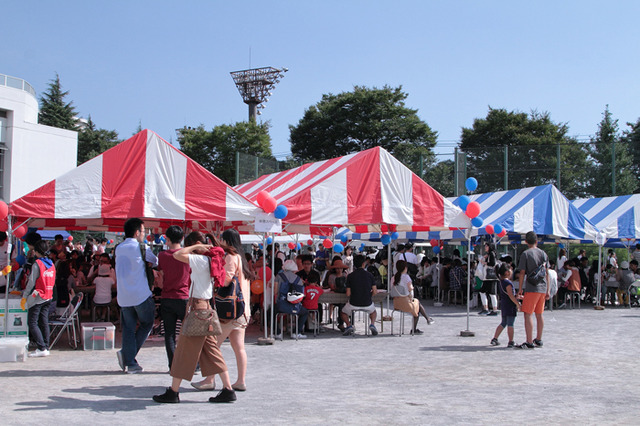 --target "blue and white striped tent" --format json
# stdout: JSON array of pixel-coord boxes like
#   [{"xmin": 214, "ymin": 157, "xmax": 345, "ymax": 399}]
[
  {"xmin": 340, "ymin": 185, "xmax": 599, "ymax": 244},
  {"xmin": 572, "ymin": 194, "xmax": 640, "ymax": 243}
]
